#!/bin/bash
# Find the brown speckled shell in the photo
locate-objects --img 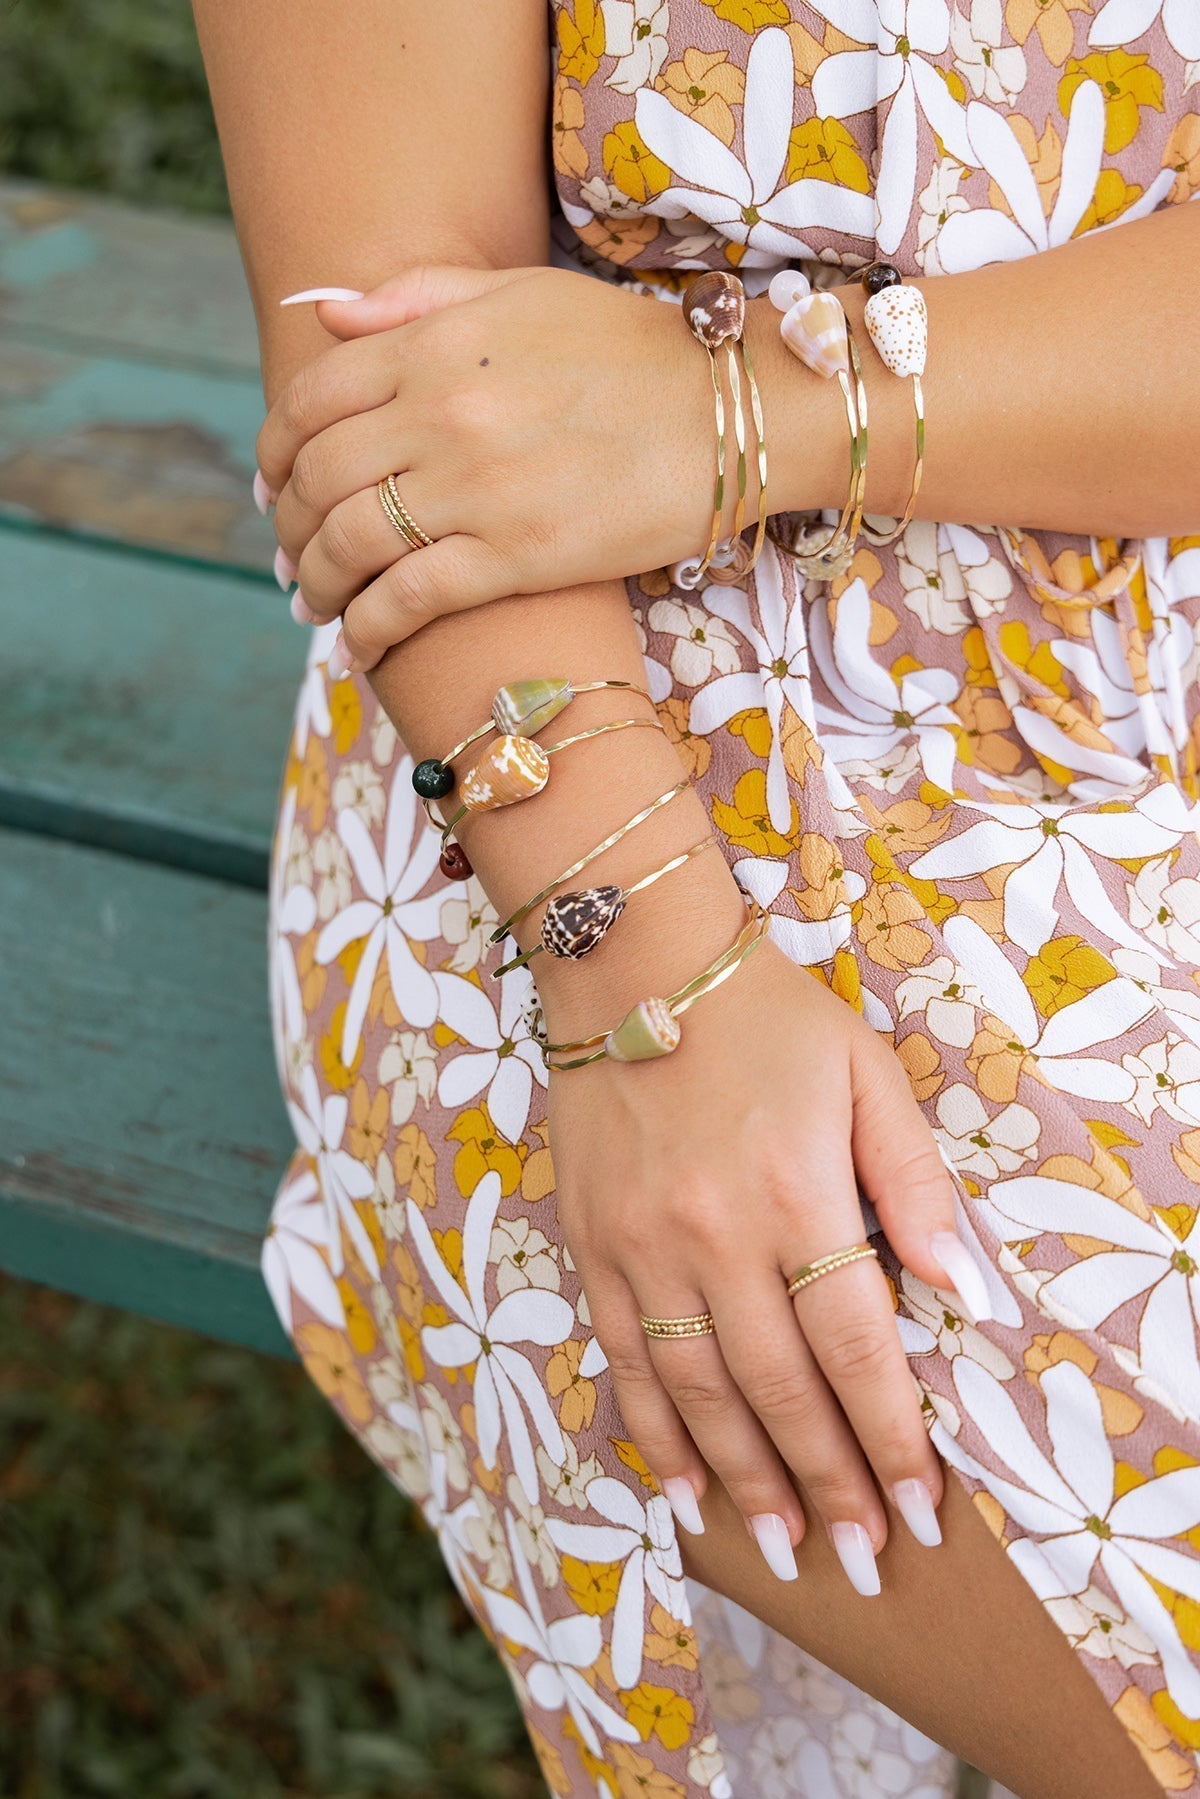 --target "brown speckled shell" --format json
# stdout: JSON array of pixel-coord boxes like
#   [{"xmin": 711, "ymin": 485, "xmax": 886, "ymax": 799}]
[
  {"xmin": 682, "ymin": 271, "xmax": 745, "ymax": 349},
  {"xmin": 540, "ymin": 885, "xmax": 627, "ymax": 959},
  {"xmin": 461, "ymin": 734, "xmax": 550, "ymax": 812}
]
